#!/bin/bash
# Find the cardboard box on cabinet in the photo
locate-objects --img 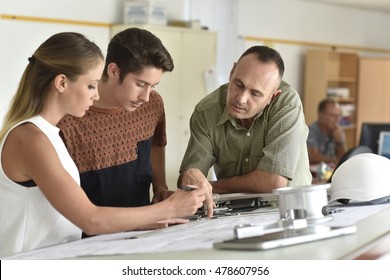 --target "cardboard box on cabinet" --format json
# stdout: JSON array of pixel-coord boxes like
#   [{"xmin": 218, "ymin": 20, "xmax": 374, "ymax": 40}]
[{"xmin": 123, "ymin": 1, "xmax": 167, "ymax": 25}]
